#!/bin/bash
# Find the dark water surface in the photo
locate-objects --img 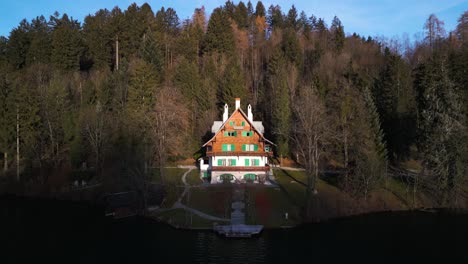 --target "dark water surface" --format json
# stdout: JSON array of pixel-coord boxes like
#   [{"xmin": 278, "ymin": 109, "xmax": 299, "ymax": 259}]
[{"xmin": 2, "ymin": 195, "xmax": 468, "ymax": 263}]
